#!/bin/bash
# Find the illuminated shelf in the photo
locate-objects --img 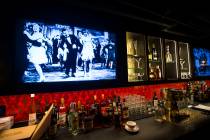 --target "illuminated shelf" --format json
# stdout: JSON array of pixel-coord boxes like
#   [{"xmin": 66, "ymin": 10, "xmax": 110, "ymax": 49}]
[
  {"xmin": 148, "ymin": 60, "xmax": 161, "ymax": 63},
  {"xmin": 128, "ymin": 68, "xmax": 145, "ymax": 70}
]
